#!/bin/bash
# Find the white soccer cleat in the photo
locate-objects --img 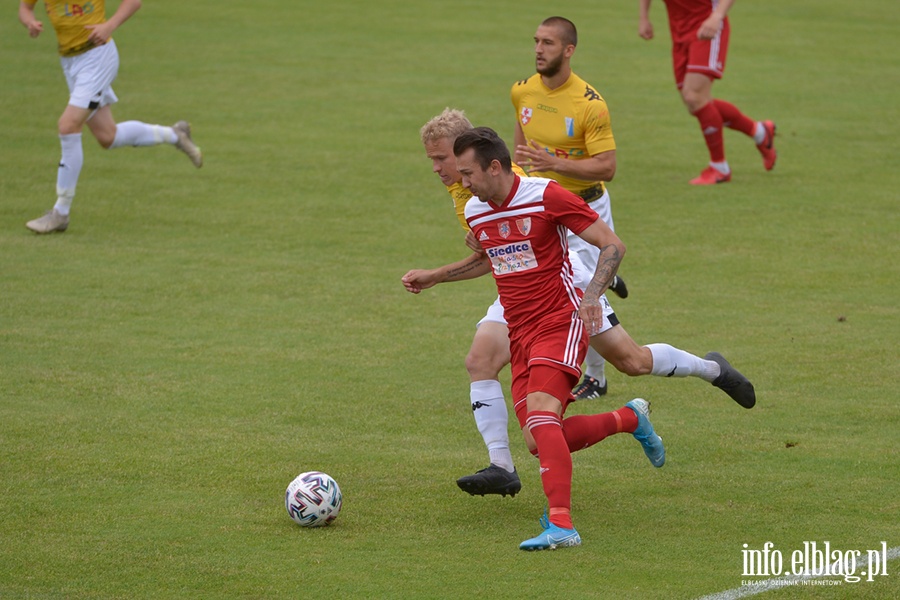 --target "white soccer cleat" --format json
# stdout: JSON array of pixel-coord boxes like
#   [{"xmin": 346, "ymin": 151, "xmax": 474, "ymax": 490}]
[{"xmin": 173, "ymin": 121, "xmax": 203, "ymax": 168}]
